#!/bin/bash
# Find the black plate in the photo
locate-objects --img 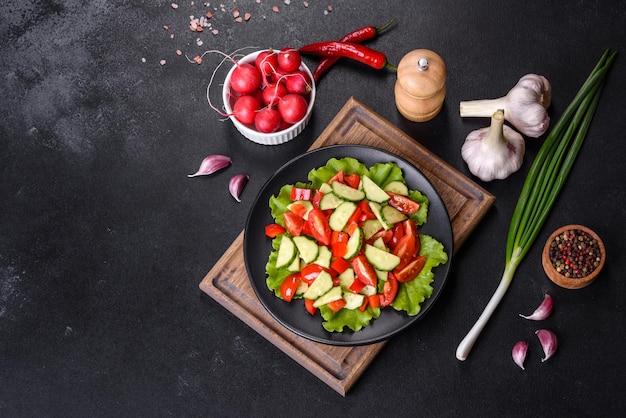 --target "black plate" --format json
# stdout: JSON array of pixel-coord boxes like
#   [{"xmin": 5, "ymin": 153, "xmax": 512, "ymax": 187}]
[{"xmin": 244, "ymin": 145, "xmax": 453, "ymax": 345}]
